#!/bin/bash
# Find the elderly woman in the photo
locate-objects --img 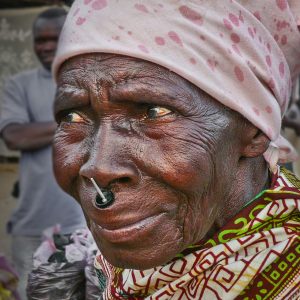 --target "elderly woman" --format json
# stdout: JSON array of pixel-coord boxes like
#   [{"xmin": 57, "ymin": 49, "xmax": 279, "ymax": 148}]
[{"xmin": 52, "ymin": 1, "xmax": 300, "ymax": 299}]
